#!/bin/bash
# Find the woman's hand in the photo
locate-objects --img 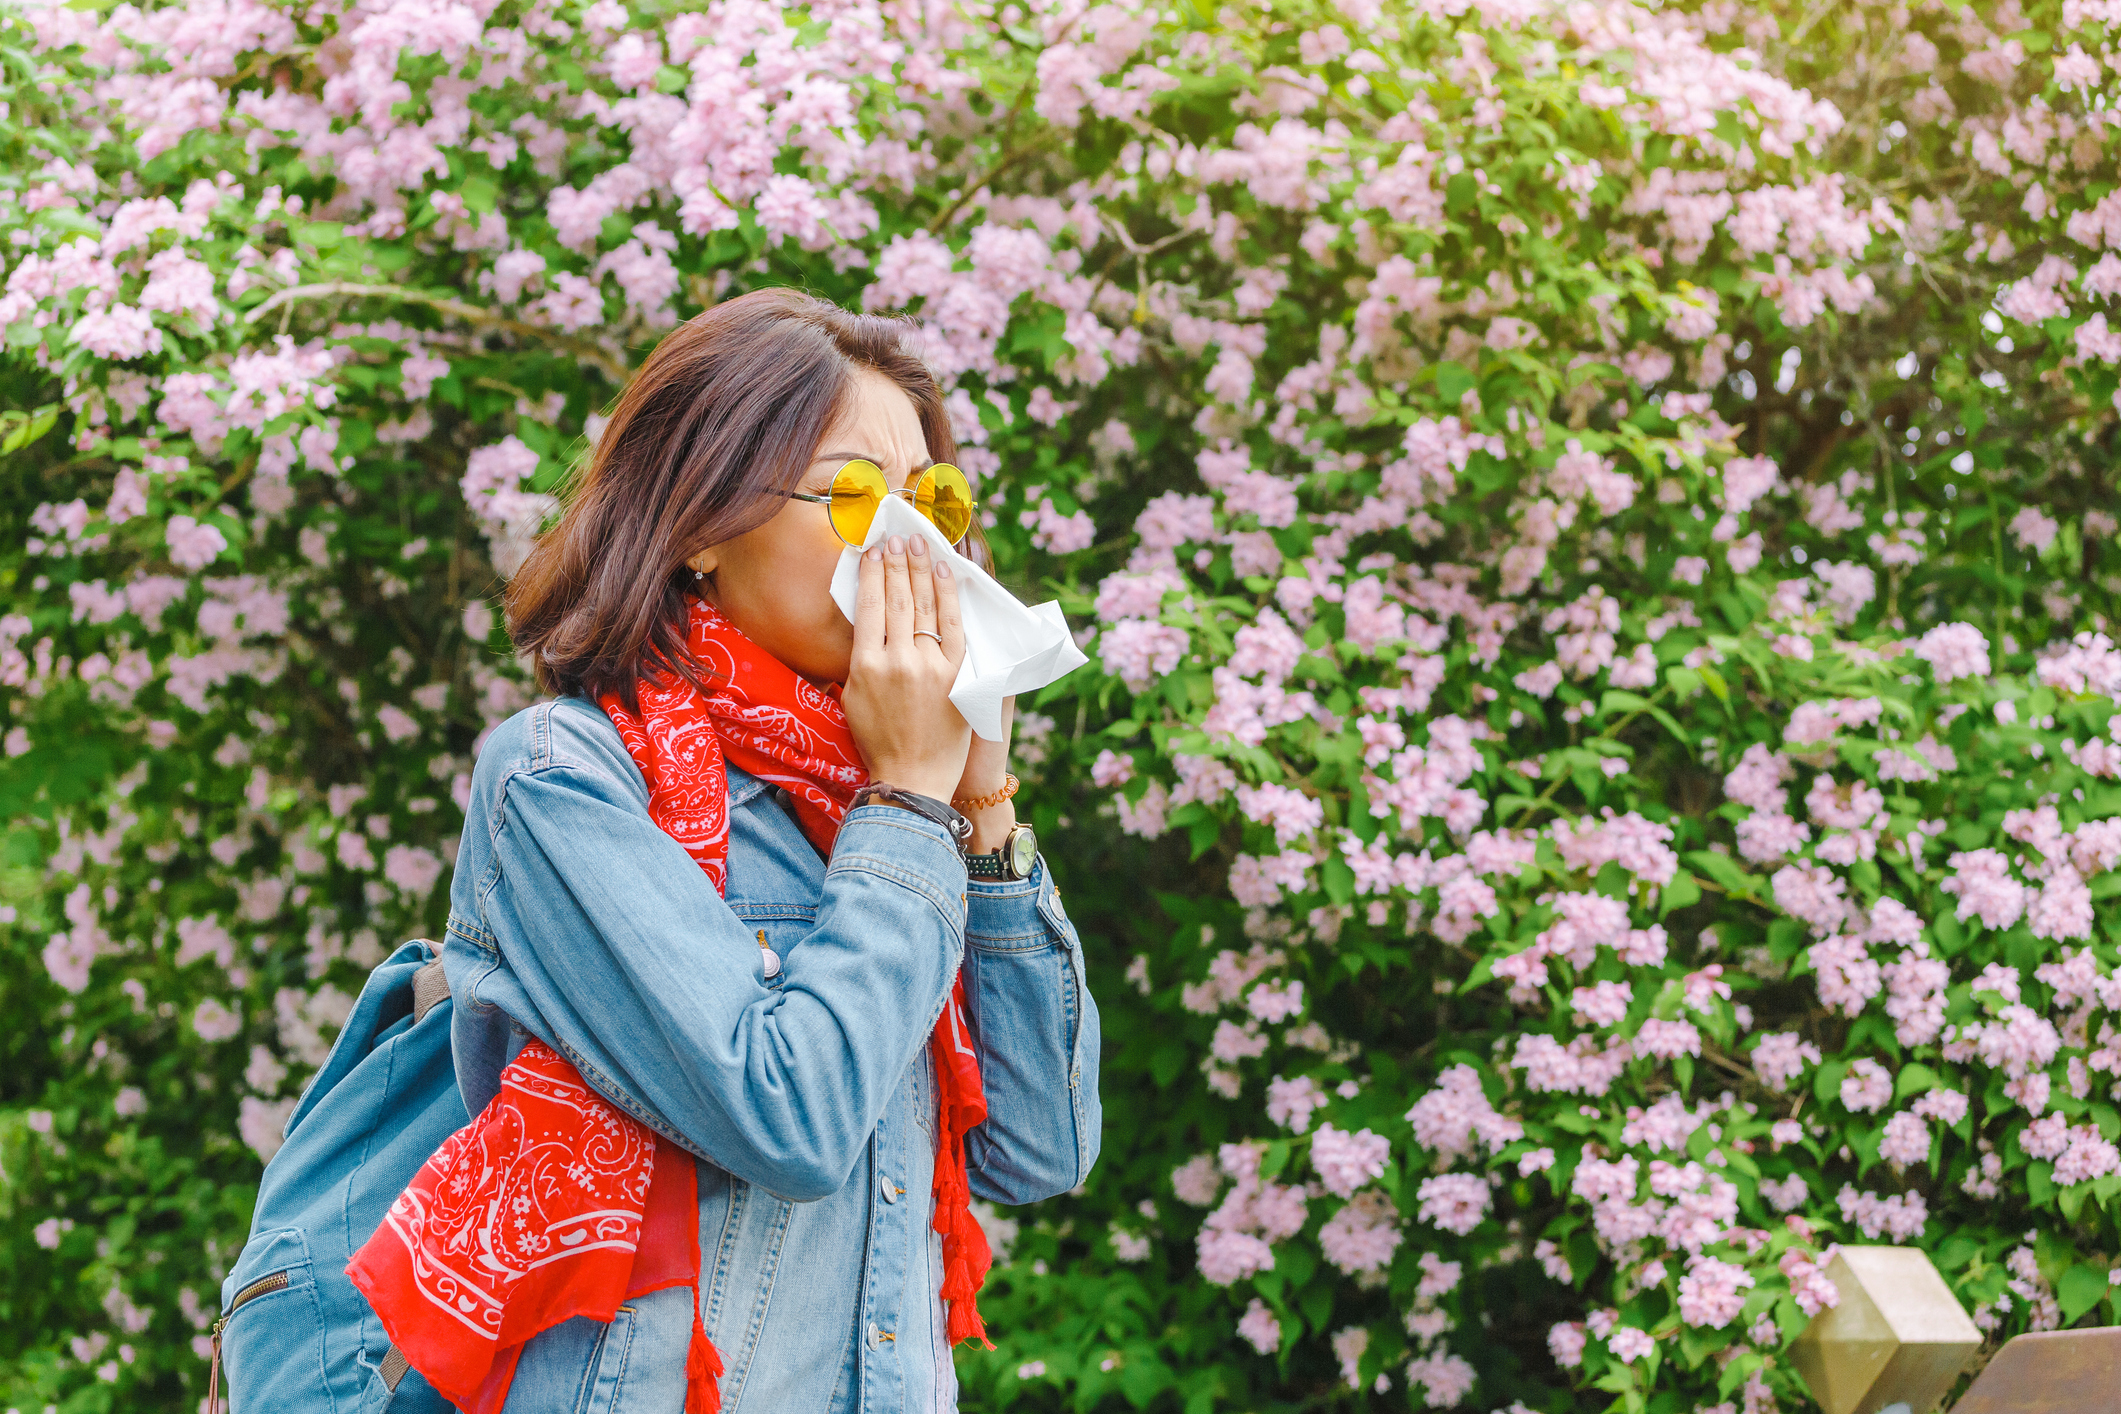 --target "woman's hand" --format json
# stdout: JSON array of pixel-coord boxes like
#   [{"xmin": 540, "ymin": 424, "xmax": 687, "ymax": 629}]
[
  {"xmin": 956, "ymin": 697, "xmax": 1014, "ymax": 802},
  {"xmin": 956, "ymin": 697, "xmax": 1018, "ymax": 855},
  {"xmin": 842, "ymin": 534, "xmax": 972, "ymax": 805}
]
